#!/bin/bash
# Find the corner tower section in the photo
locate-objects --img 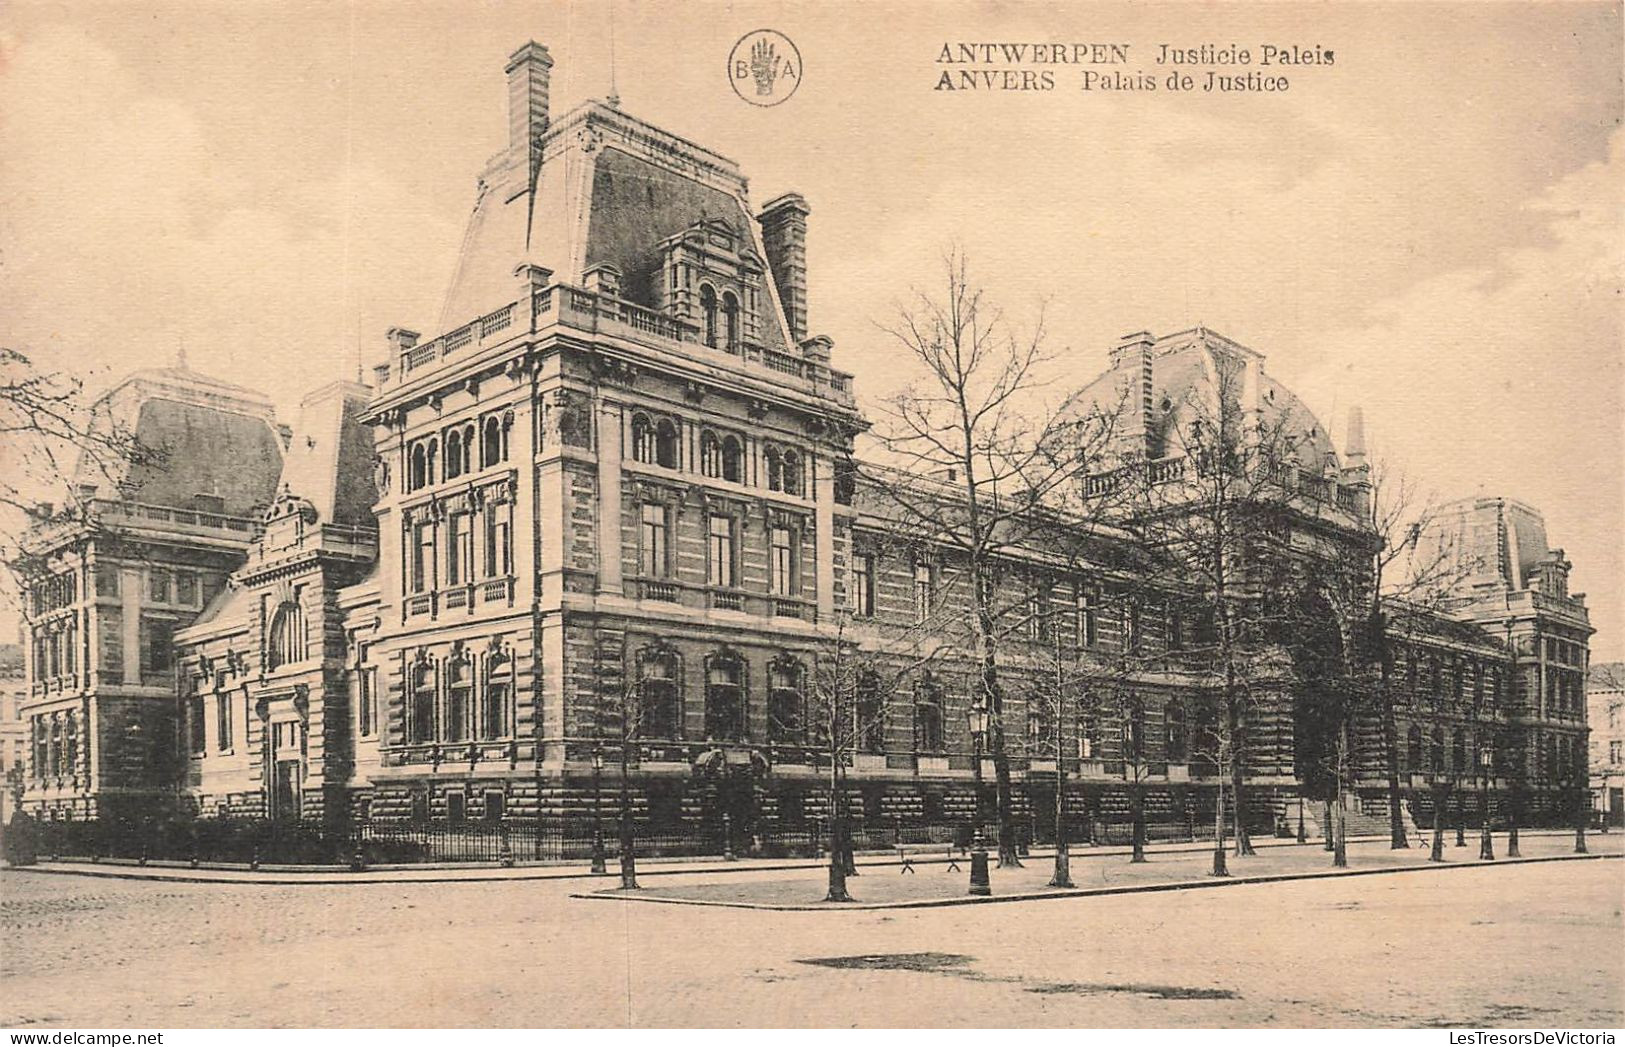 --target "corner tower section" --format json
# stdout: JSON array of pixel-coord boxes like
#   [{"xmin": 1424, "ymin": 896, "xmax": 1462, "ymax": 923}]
[{"xmin": 359, "ymin": 43, "xmax": 865, "ymax": 831}]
